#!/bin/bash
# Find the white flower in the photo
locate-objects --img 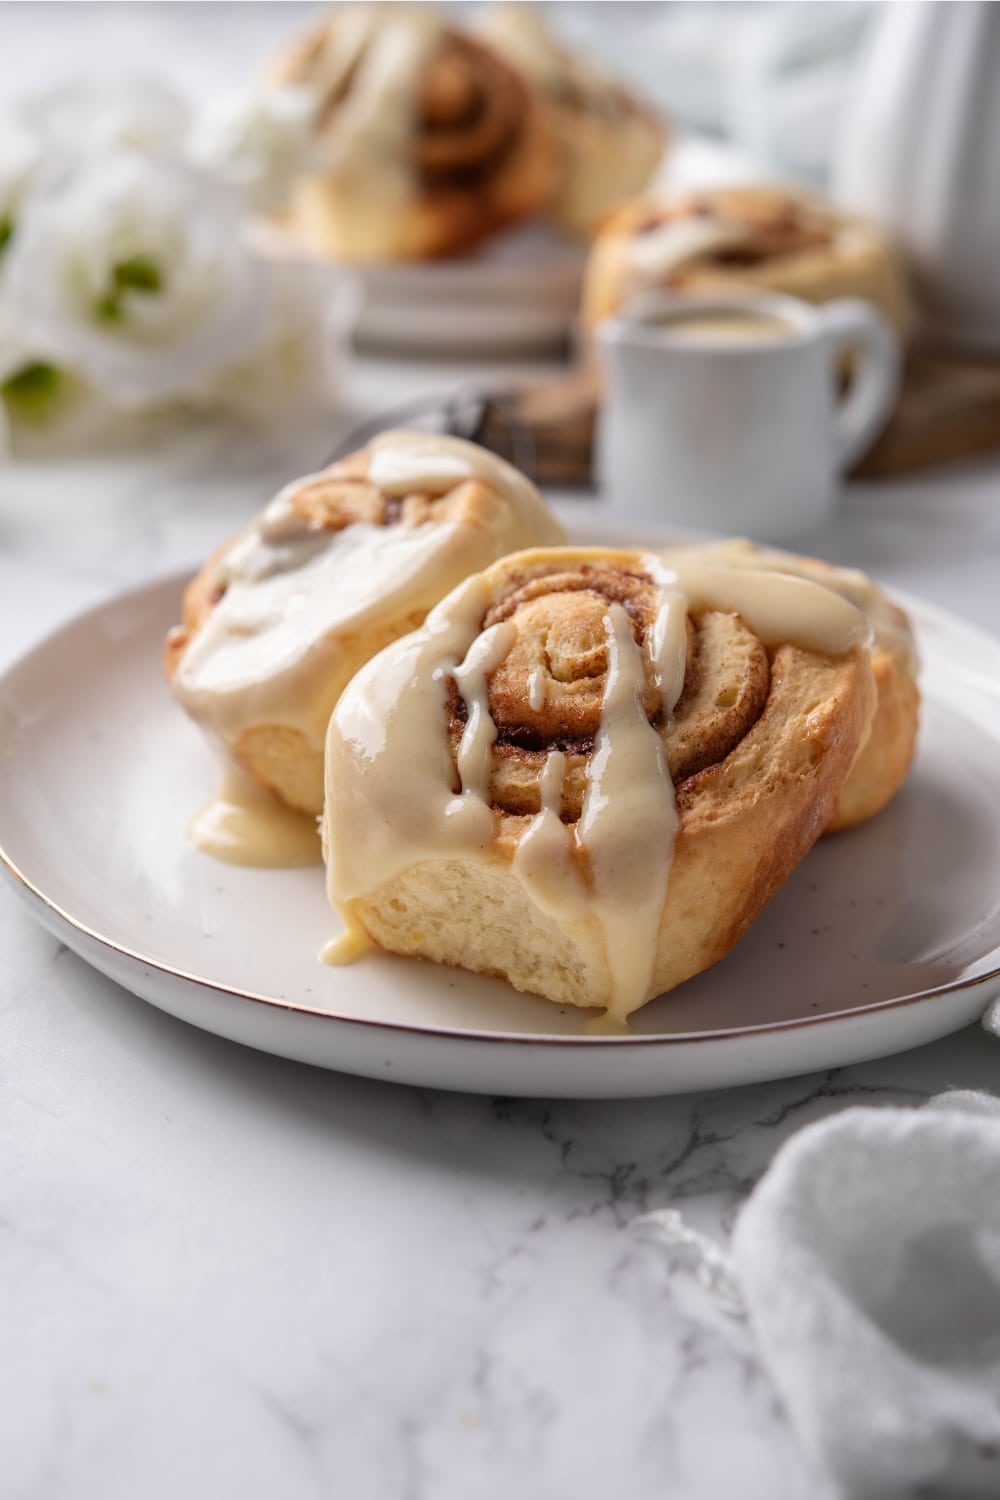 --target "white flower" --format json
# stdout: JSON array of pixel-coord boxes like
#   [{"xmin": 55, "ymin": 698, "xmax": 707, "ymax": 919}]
[
  {"xmin": 0, "ymin": 114, "xmax": 42, "ymax": 245},
  {"xmin": 0, "ymin": 290, "xmax": 27, "ymax": 375},
  {"xmin": 187, "ymin": 85, "xmax": 319, "ymax": 213},
  {"xmin": 0, "ymin": 289, "xmax": 96, "ymax": 446},
  {"xmin": 0, "ymin": 297, "xmax": 29, "ymax": 455},
  {"xmin": 20, "ymin": 78, "xmax": 188, "ymax": 161},
  {"xmin": 3, "ymin": 151, "xmax": 271, "ymax": 407},
  {"xmin": 196, "ymin": 256, "xmax": 349, "ymax": 420}
]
